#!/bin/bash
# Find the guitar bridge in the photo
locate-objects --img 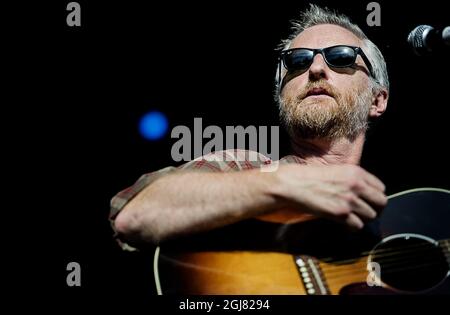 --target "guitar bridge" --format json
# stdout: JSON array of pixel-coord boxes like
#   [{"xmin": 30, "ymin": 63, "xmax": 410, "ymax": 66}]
[{"xmin": 294, "ymin": 255, "xmax": 331, "ymax": 295}]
